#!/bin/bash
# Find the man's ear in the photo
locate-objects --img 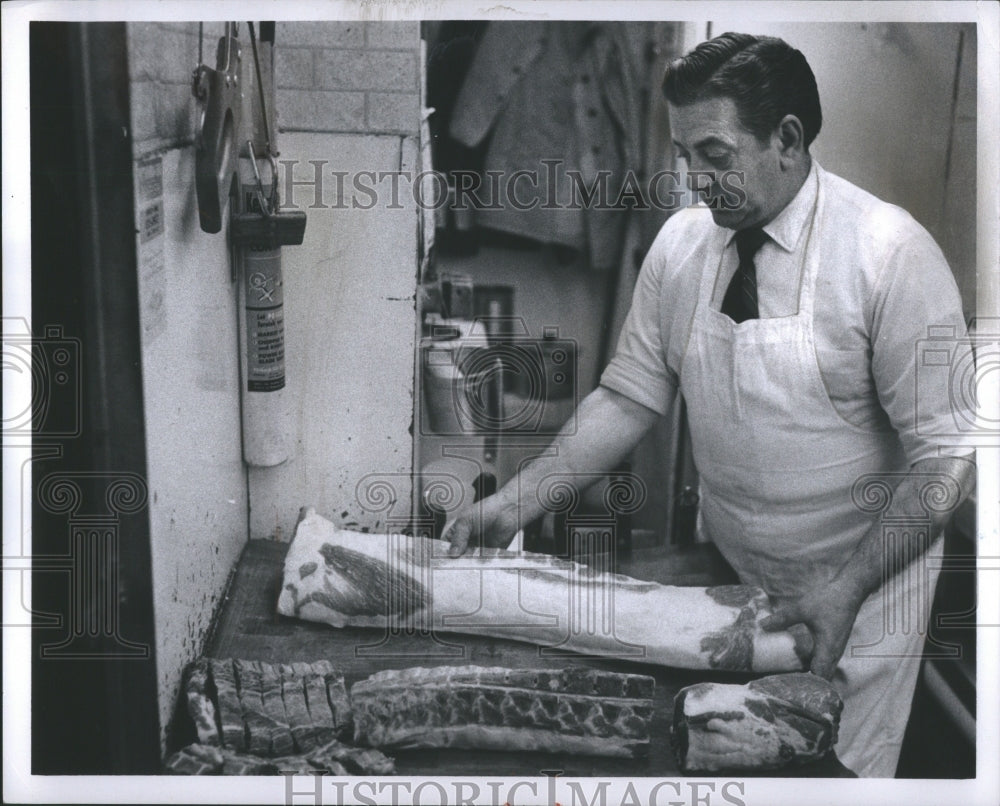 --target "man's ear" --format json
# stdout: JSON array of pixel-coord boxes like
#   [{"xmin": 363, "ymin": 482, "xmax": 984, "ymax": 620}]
[{"xmin": 775, "ymin": 114, "xmax": 806, "ymax": 162}]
